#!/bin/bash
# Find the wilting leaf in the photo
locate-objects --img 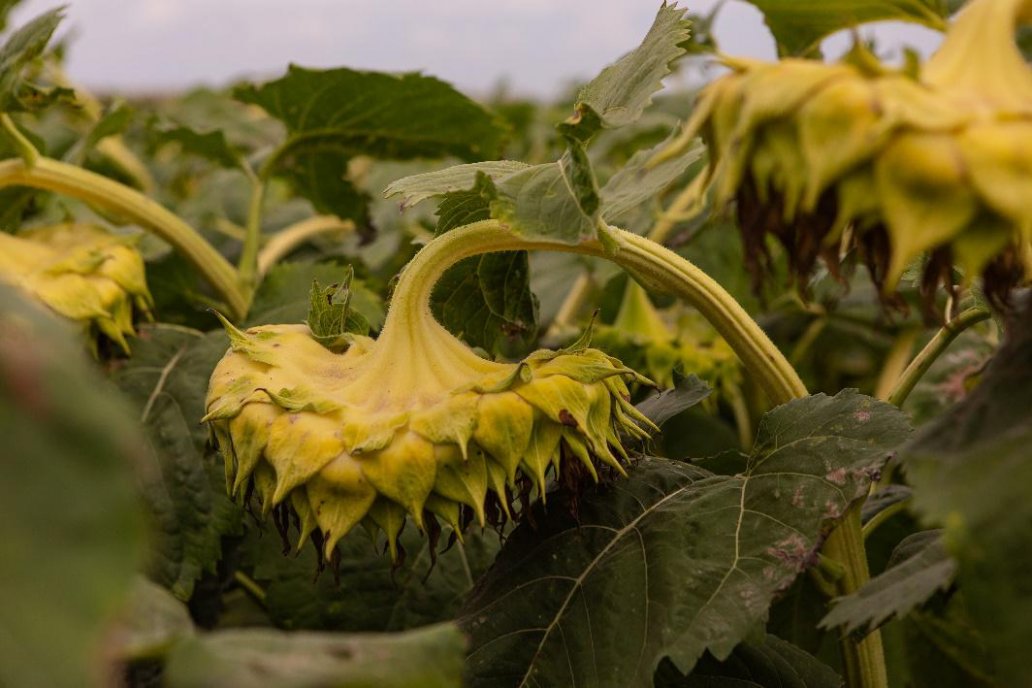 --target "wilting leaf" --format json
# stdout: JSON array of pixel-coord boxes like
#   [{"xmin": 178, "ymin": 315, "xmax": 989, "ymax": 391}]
[{"xmin": 633, "ymin": 374, "xmax": 711, "ymax": 428}]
